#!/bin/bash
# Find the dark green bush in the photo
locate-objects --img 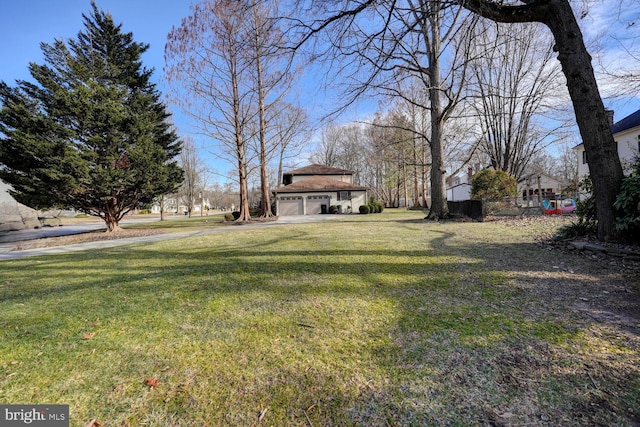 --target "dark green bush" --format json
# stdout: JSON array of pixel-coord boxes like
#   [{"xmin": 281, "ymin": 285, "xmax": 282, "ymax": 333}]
[
  {"xmin": 224, "ymin": 213, "xmax": 235, "ymax": 221},
  {"xmin": 329, "ymin": 205, "xmax": 339, "ymax": 214},
  {"xmin": 359, "ymin": 205, "xmax": 370, "ymax": 214},
  {"xmin": 614, "ymin": 171, "xmax": 640, "ymax": 242},
  {"xmin": 471, "ymin": 169, "xmax": 518, "ymax": 200},
  {"xmin": 377, "ymin": 202, "xmax": 384, "ymax": 213}
]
